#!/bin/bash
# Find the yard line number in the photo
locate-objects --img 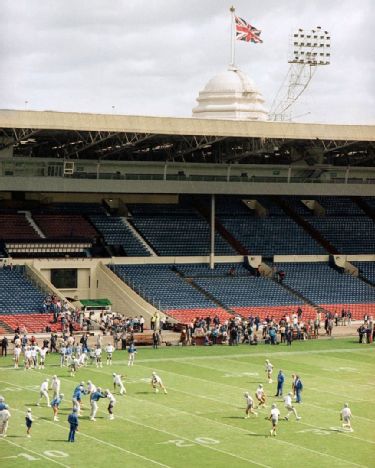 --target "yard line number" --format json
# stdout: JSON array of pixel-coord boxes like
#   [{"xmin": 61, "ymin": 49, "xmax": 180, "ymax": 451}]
[{"xmin": 157, "ymin": 437, "xmax": 219, "ymax": 447}]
